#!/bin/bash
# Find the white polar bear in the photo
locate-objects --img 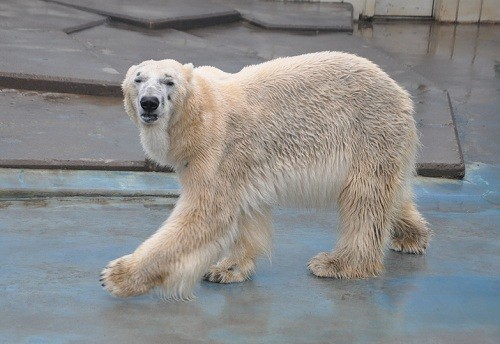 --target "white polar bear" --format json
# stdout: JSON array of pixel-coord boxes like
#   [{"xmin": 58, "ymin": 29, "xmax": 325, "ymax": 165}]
[{"xmin": 101, "ymin": 52, "xmax": 430, "ymax": 300}]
